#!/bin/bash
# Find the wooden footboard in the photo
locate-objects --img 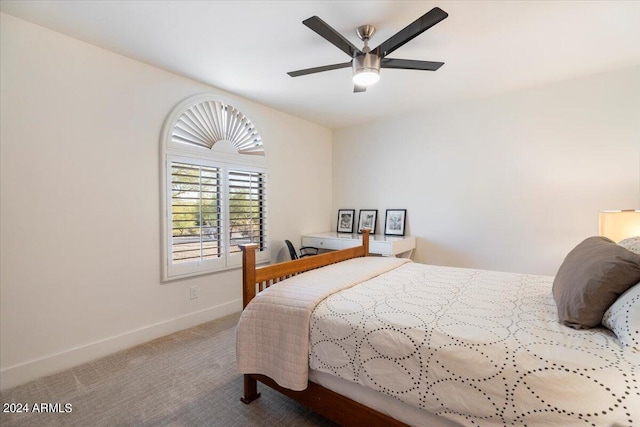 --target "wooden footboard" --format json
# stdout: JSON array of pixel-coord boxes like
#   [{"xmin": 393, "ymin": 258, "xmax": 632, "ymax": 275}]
[
  {"xmin": 238, "ymin": 230, "xmax": 409, "ymax": 426},
  {"xmin": 240, "ymin": 229, "xmax": 370, "ymax": 309}
]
